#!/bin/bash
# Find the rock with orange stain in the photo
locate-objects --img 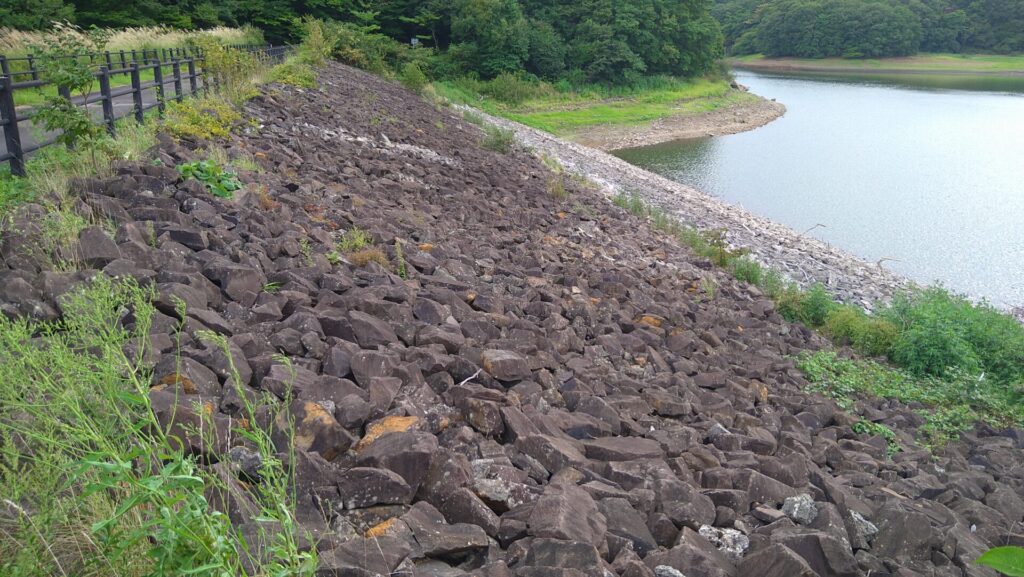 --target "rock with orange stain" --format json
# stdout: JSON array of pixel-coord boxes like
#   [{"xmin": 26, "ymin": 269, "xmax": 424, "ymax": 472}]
[
  {"xmin": 355, "ymin": 415, "xmax": 419, "ymax": 452},
  {"xmin": 364, "ymin": 517, "xmax": 401, "ymax": 539},
  {"xmin": 275, "ymin": 399, "xmax": 355, "ymax": 461},
  {"xmin": 355, "ymin": 430, "xmax": 438, "ymax": 493},
  {"xmin": 636, "ymin": 314, "xmax": 664, "ymax": 328}
]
